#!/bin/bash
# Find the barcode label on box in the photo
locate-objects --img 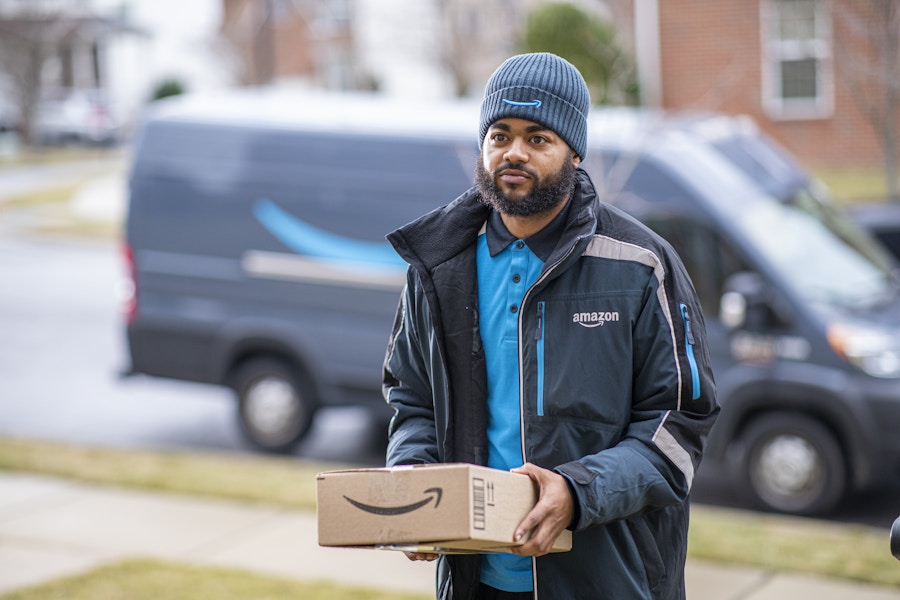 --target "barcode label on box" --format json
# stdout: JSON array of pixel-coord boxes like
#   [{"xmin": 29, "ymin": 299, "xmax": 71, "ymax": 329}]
[{"xmin": 472, "ymin": 477, "xmax": 486, "ymax": 530}]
